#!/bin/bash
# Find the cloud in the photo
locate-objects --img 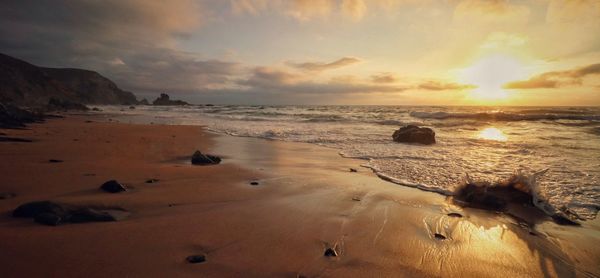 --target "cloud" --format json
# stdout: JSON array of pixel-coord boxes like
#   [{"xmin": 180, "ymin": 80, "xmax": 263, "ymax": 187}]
[
  {"xmin": 233, "ymin": 66, "xmax": 472, "ymax": 97},
  {"xmin": 287, "ymin": 0, "xmax": 334, "ymax": 21},
  {"xmin": 341, "ymin": 0, "xmax": 367, "ymax": 21},
  {"xmin": 114, "ymin": 49, "xmax": 242, "ymax": 93},
  {"xmin": 546, "ymin": 0, "xmax": 600, "ymax": 25},
  {"xmin": 504, "ymin": 63, "xmax": 600, "ymax": 89},
  {"xmin": 229, "ymin": 0, "xmax": 409, "ymax": 21},
  {"xmin": 371, "ymin": 73, "xmax": 398, "ymax": 83},
  {"xmin": 539, "ymin": 0, "xmax": 600, "ymax": 58},
  {"xmin": 238, "ymin": 66, "xmax": 301, "ymax": 88},
  {"xmin": 453, "ymin": 0, "xmax": 530, "ymax": 24},
  {"xmin": 233, "ymin": 66, "xmax": 406, "ymax": 95},
  {"xmin": 416, "ymin": 80, "xmax": 475, "ymax": 91},
  {"xmin": 286, "ymin": 57, "xmax": 360, "ymax": 72},
  {"xmin": 231, "ymin": 0, "xmax": 270, "ymax": 16},
  {"xmin": 0, "ymin": 0, "xmax": 241, "ymax": 97}
]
